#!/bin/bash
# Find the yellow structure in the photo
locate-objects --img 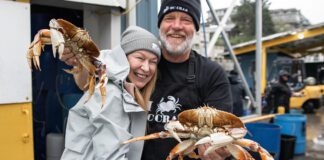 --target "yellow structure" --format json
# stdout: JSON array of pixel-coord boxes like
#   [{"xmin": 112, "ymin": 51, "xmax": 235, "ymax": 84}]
[
  {"xmin": 0, "ymin": 1, "xmax": 33, "ymax": 159},
  {"xmin": 233, "ymin": 23, "xmax": 324, "ymax": 111},
  {"xmin": 0, "ymin": 103, "xmax": 34, "ymax": 160}
]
